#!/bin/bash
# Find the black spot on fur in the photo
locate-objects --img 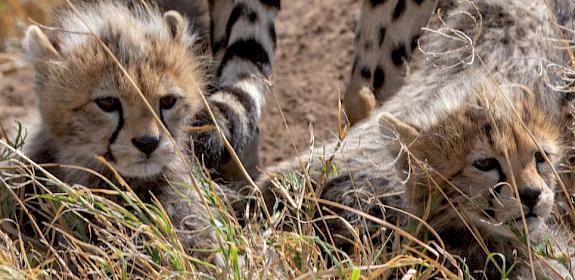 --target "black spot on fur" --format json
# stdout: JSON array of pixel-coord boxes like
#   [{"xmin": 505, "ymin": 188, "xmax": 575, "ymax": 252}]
[
  {"xmin": 248, "ymin": 11, "xmax": 258, "ymax": 22},
  {"xmin": 260, "ymin": 0, "xmax": 281, "ymax": 9},
  {"xmin": 391, "ymin": 44, "xmax": 407, "ymax": 66},
  {"xmin": 373, "ymin": 66, "xmax": 385, "ymax": 90},
  {"xmin": 392, "ymin": 0, "xmax": 406, "ymax": 20},
  {"xmin": 360, "ymin": 66, "xmax": 371, "ymax": 79},
  {"xmin": 370, "ymin": 0, "xmax": 388, "ymax": 6},
  {"xmin": 413, "ymin": 0, "xmax": 425, "ymax": 4},
  {"xmin": 378, "ymin": 27, "xmax": 386, "ymax": 46},
  {"xmin": 364, "ymin": 41, "xmax": 371, "ymax": 51},
  {"xmin": 218, "ymin": 39, "xmax": 272, "ymax": 77}
]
